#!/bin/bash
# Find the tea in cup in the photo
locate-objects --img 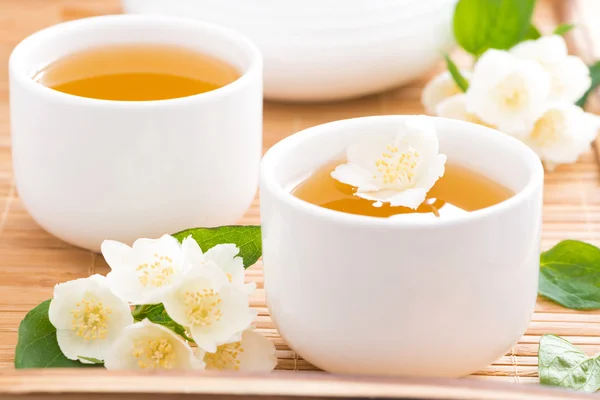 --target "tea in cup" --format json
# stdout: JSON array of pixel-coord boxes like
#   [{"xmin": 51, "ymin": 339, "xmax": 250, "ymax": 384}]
[{"xmin": 9, "ymin": 15, "xmax": 263, "ymax": 251}]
